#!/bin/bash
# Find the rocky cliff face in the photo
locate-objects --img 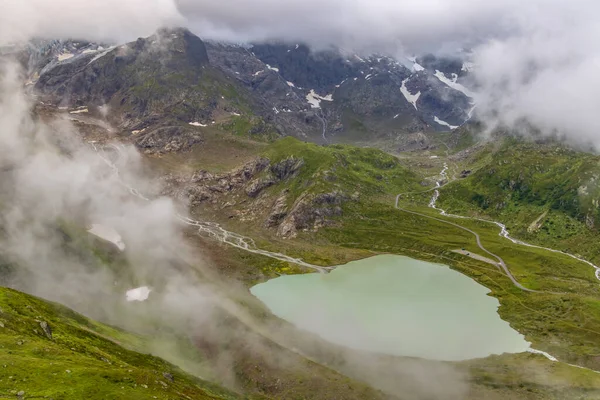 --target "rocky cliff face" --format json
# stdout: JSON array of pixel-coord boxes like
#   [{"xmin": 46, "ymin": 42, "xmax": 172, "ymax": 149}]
[
  {"xmin": 23, "ymin": 28, "xmax": 476, "ymax": 153},
  {"xmin": 163, "ymin": 155, "xmax": 347, "ymax": 238},
  {"xmin": 247, "ymin": 43, "xmax": 475, "ymax": 132},
  {"xmin": 35, "ymin": 28, "xmax": 209, "ymax": 106}
]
